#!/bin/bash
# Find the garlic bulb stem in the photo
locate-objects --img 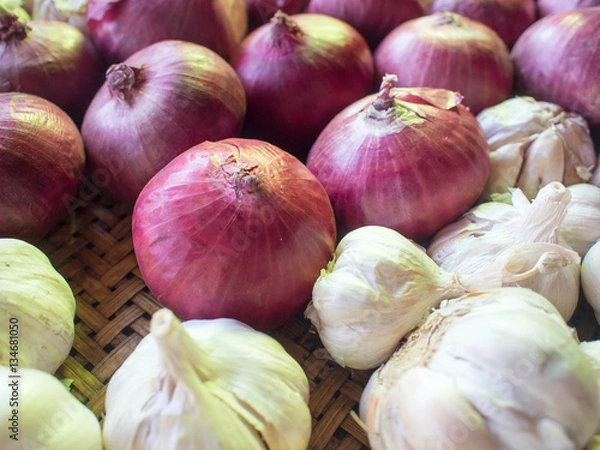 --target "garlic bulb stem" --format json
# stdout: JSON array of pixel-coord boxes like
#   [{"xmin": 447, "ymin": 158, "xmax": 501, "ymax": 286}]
[
  {"xmin": 151, "ymin": 308, "xmax": 212, "ymax": 382},
  {"xmin": 498, "ymin": 181, "xmax": 570, "ymax": 243}
]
